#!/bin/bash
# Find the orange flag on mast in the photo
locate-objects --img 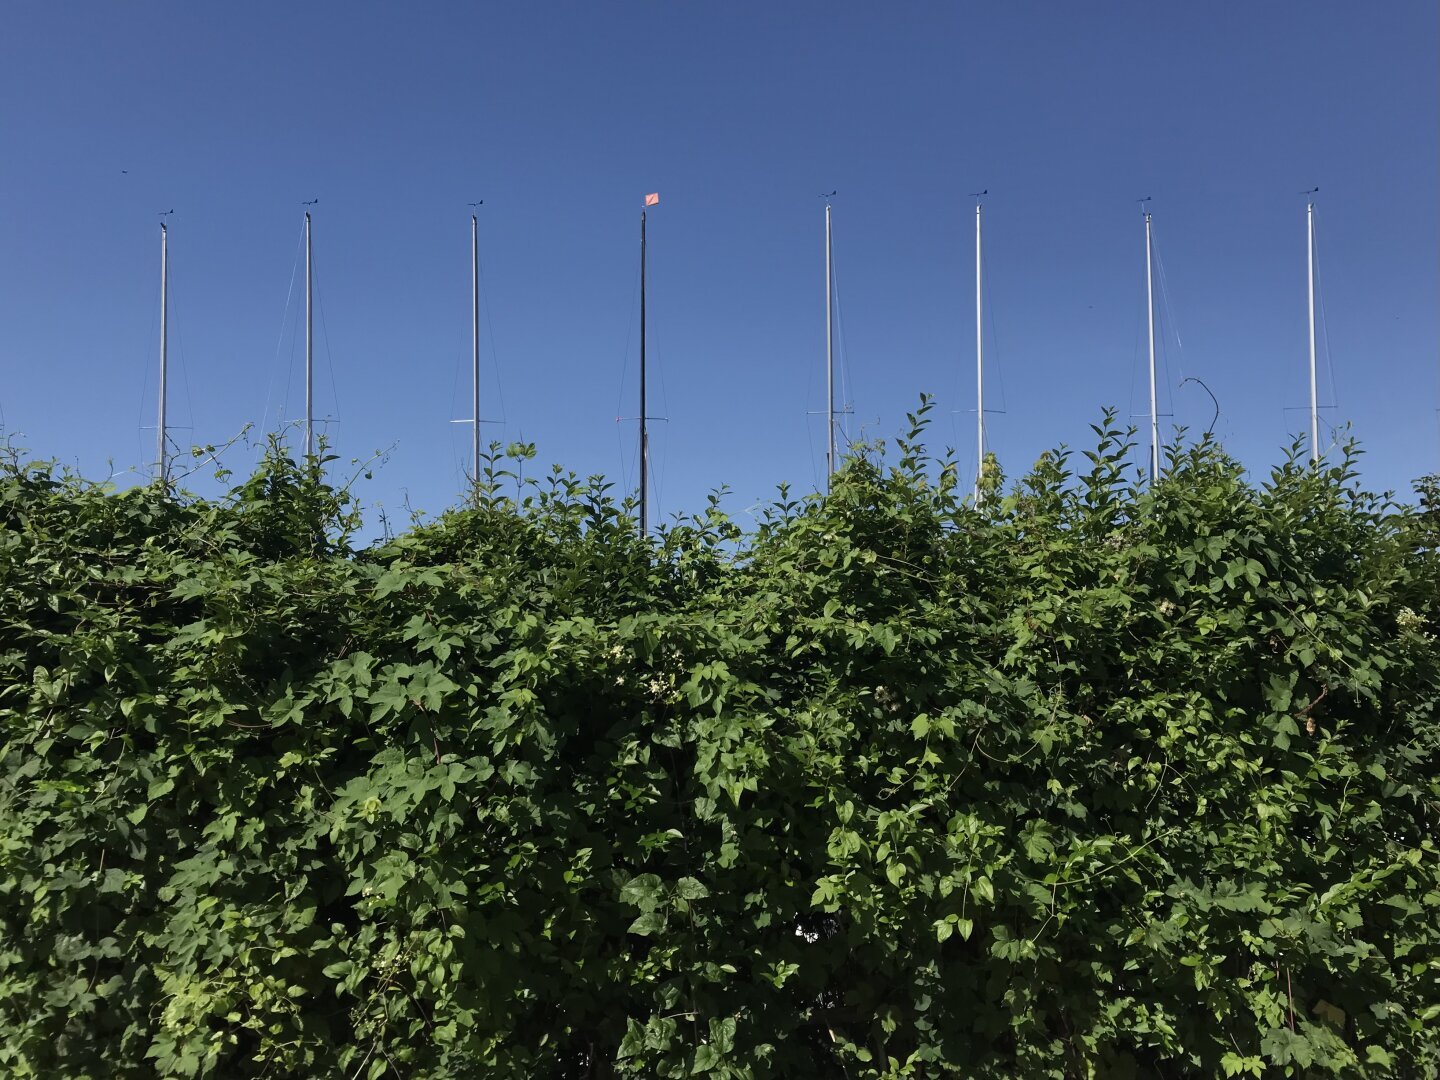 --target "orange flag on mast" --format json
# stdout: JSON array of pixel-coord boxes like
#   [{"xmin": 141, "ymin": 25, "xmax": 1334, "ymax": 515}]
[{"xmin": 644, "ymin": 192, "xmax": 660, "ymax": 206}]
